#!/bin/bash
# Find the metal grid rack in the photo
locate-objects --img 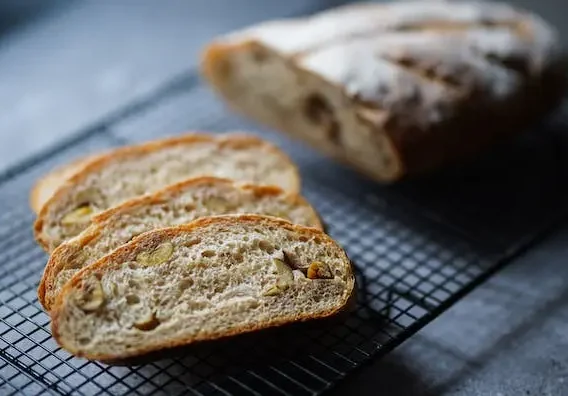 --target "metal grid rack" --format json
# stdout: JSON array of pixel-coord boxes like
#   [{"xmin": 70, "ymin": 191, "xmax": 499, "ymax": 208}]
[{"xmin": 1, "ymin": 67, "xmax": 567, "ymax": 396}]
